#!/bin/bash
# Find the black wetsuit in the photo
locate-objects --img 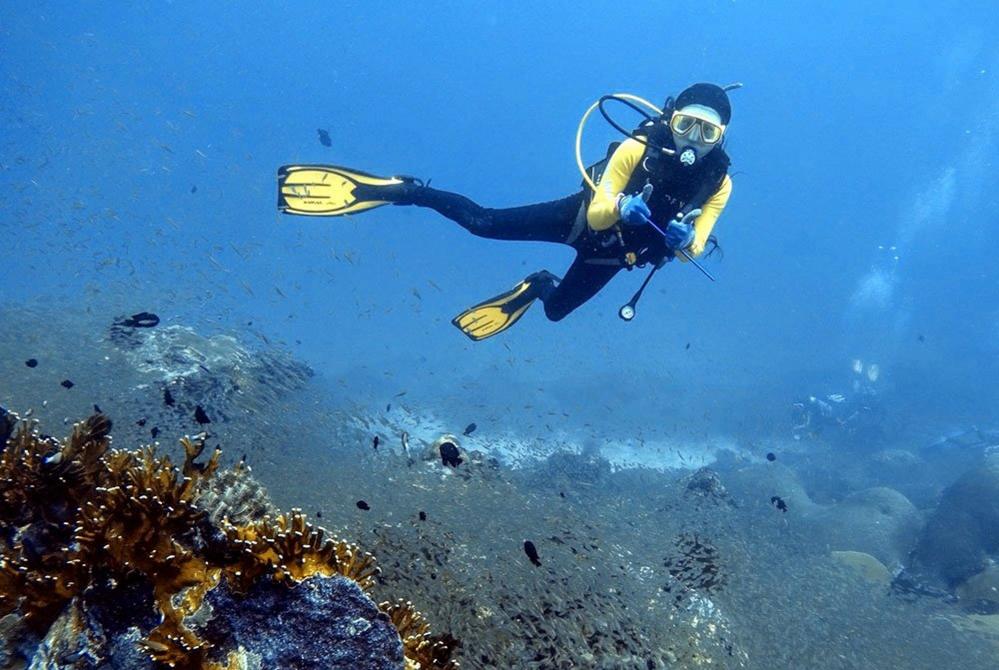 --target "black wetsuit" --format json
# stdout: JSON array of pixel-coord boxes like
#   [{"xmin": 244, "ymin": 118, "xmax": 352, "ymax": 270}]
[{"xmin": 401, "ymin": 187, "xmax": 615, "ymax": 321}]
